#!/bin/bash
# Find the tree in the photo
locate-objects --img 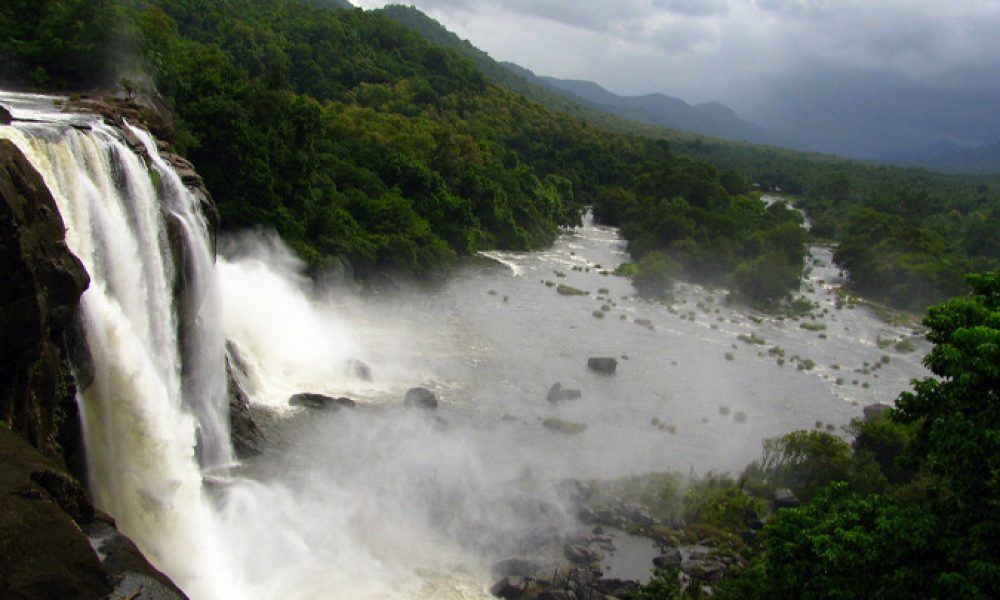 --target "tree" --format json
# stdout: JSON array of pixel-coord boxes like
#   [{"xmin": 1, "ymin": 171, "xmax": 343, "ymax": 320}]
[
  {"xmin": 718, "ymin": 484, "xmax": 937, "ymax": 600},
  {"xmin": 892, "ymin": 269, "xmax": 1000, "ymax": 596}
]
